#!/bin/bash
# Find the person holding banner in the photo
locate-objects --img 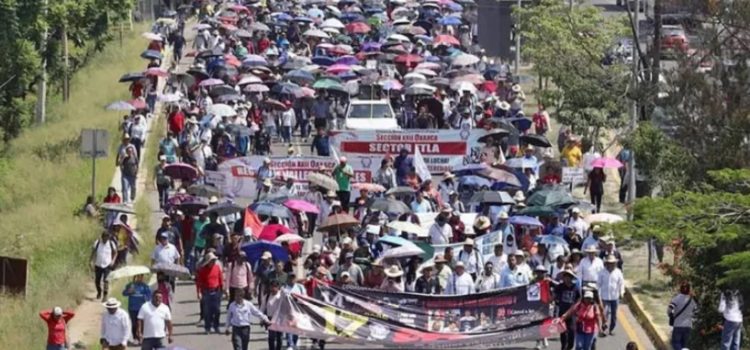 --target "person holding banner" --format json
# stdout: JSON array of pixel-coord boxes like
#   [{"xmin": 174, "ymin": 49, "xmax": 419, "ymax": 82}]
[
  {"xmin": 475, "ymin": 262, "xmax": 501, "ymax": 292},
  {"xmin": 445, "ymin": 262, "xmax": 474, "ymax": 295},
  {"xmin": 457, "ymin": 238, "xmax": 483, "ymax": 280},
  {"xmin": 415, "ymin": 263, "xmax": 441, "ymax": 294},
  {"xmin": 500, "ymin": 253, "xmax": 530, "ymax": 288},
  {"xmin": 555, "ymin": 269, "xmax": 581, "ymax": 350}
]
